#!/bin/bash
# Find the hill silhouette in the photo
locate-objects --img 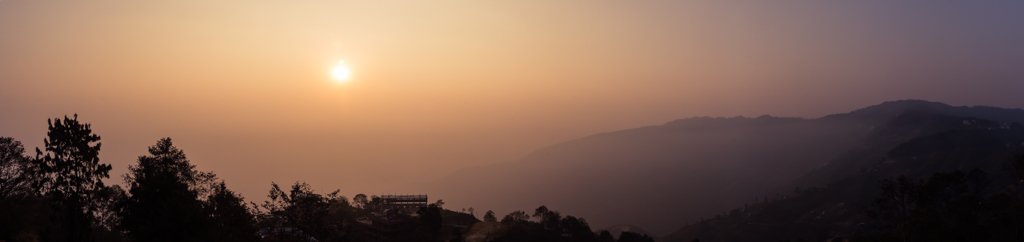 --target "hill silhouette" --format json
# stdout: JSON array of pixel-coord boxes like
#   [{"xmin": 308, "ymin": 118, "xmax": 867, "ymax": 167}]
[
  {"xmin": 668, "ymin": 113, "xmax": 1024, "ymax": 241},
  {"xmin": 436, "ymin": 100, "xmax": 1024, "ymax": 235}
]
